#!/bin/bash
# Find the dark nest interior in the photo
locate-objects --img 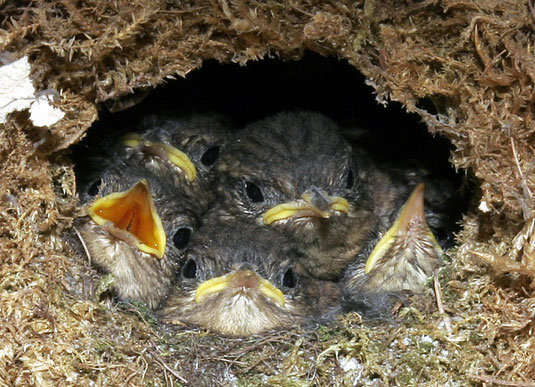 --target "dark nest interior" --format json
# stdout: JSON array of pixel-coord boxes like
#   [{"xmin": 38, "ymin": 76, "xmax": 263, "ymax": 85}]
[
  {"xmin": 78, "ymin": 53, "xmax": 462, "ymax": 191},
  {"xmin": 2, "ymin": 1, "xmax": 535, "ymax": 385}
]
